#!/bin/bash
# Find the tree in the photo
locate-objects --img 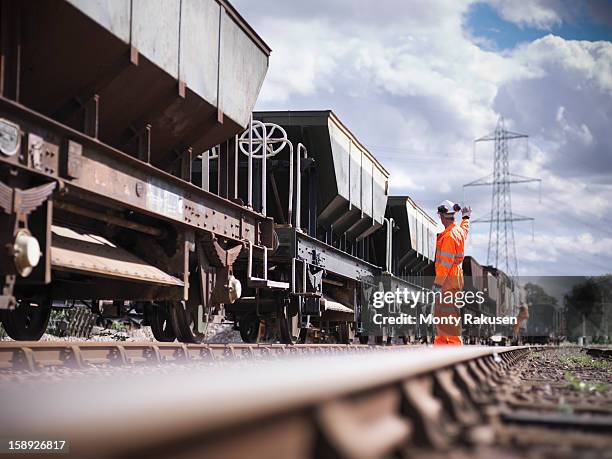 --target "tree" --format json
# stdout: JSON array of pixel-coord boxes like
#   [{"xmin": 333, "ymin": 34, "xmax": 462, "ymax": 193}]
[
  {"xmin": 523, "ymin": 282, "xmax": 557, "ymax": 306},
  {"xmin": 564, "ymin": 276, "xmax": 611, "ymax": 341}
]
